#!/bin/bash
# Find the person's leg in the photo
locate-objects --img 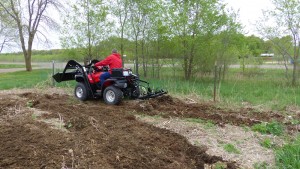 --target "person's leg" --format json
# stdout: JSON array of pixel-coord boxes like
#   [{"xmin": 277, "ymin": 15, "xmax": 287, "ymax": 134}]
[{"xmin": 99, "ymin": 72, "xmax": 111, "ymax": 87}]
